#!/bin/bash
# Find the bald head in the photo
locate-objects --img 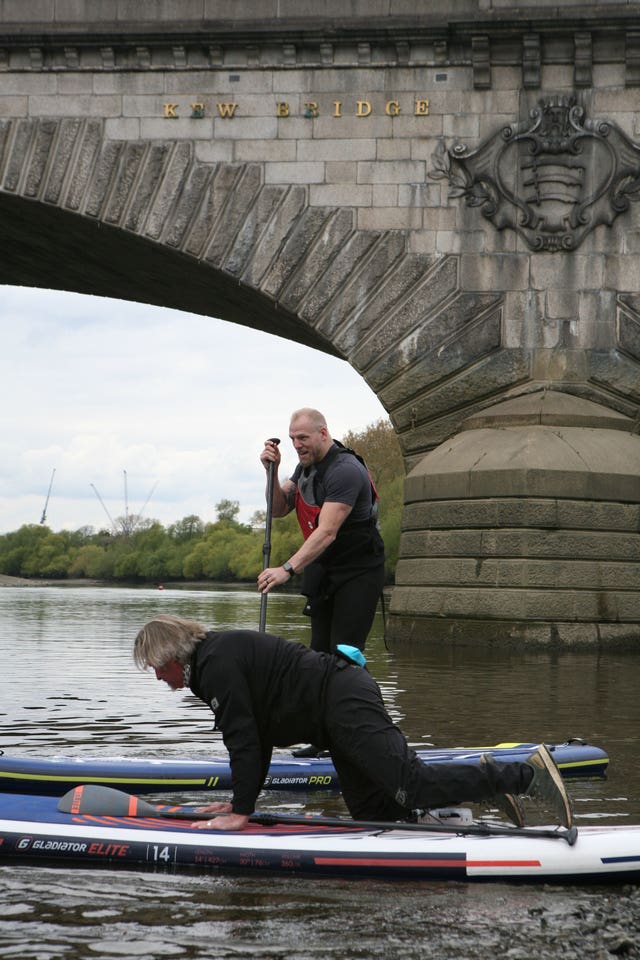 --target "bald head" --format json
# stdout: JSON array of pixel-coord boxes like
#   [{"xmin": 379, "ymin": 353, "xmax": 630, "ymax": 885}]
[
  {"xmin": 289, "ymin": 408, "xmax": 333, "ymax": 467},
  {"xmin": 290, "ymin": 408, "xmax": 327, "ymax": 431}
]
